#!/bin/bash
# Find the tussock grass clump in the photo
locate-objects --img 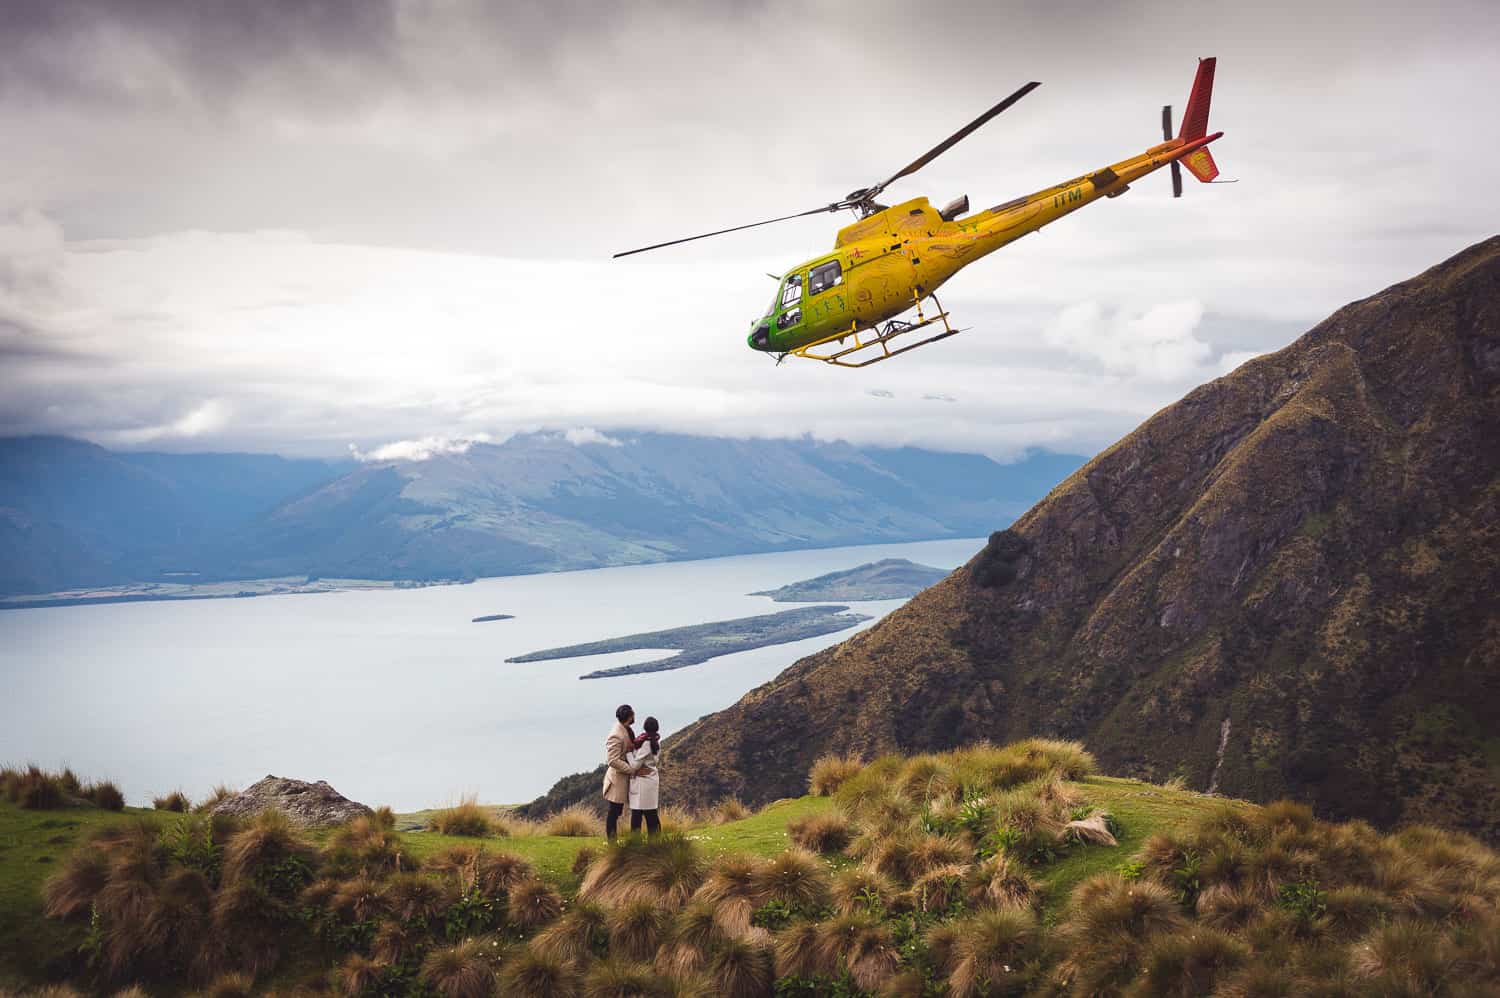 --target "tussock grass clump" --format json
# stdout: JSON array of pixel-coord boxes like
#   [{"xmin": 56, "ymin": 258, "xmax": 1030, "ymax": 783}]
[
  {"xmin": 787, "ymin": 810, "xmax": 853, "ymax": 853},
  {"xmin": 691, "ymin": 854, "xmax": 764, "ymax": 937},
  {"xmin": 912, "ymin": 863, "xmax": 970, "ymax": 914},
  {"xmin": 581, "ymin": 958, "xmax": 663, "ymax": 998},
  {"xmin": 3, "ymin": 764, "xmax": 66, "ymax": 809},
  {"xmin": 336, "ymin": 952, "xmax": 385, "ymax": 997},
  {"xmin": 85, "ymin": 780, "xmax": 126, "ymax": 811},
  {"xmin": 381, "ymin": 871, "xmax": 453, "ymax": 925},
  {"xmin": 656, "ymin": 901, "xmax": 725, "ymax": 978},
  {"xmin": 200, "ymin": 972, "xmax": 256, "ymax": 998},
  {"xmin": 328, "ymin": 811, "xmax": 415, "ymax": 874},
  {"xmin": 966, "ymin": 854, "xmax": 1040, "ymax": 912},
  {"xmin": 508, "ymin": 877, "xmax": 564, "ymax": 931},
  {"xmin": 425, "ymin": 844, "xmax": 536, "ymax": 897},
  {"xmin": 607, "ymin": 897, "xmax": 668, "ymax": 963},
  {"xmin": 1135, "ymin": 926, "xmax": 1250, "ymax": 996},
  {"xmin": 532, "ymin": 900, "xmax": 610, "ymax": 966},
  {"xmin": 220, "ymin": 810, "xmax": 317, "ymax": 895},
  {"xmin": 708, "ymin": 797, "xmax": 750, "ymax": 825},
  {"xmin": 1054, "ymin": 875, "xmax": 1185, "ymax": 994},
  {"xmin": 945, "ymin": 908, "xmax": 1040, "ymax": 998},
  {"xmin": 544, "ymin": 803, "xmax": 604, "ymax": 838},
  {"xmin": 658, "ymin": 805, "xmax": 701, "ymax": 834},
  {"xmin": 831, "ymin": 865, "xmax": 897, "ymax": 917},
  {"xmin": 708, "ymin": 936, "xmax": 774, "ymax": 998},
  {"xmin": 422, "ymin": 937, "xmax": 498, "ymax": 998},
  {"xmin": 194, "ymin": 784, "xmax": 237, "ymax": 813},
  {"xmin": 153, "ymin": 790, "xmax": 191, "ymax": 812},
  {"xmin": 431, "ymin": 796, "xmax": 498, "ymax": 837},
  {"xmin": 579, "ymin": 835, "xmax": 707, "ymax": 911},
  {"xmin": 808, "ymin": 752, "xmax": 864, "ymax": 796},
  {"xmin": 497, "ymin": 947, "xmax": 579, "ymax": 997},
  {"xmin": 751, "ymin": 847, "xmax": 830, "ymax": 912}
]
